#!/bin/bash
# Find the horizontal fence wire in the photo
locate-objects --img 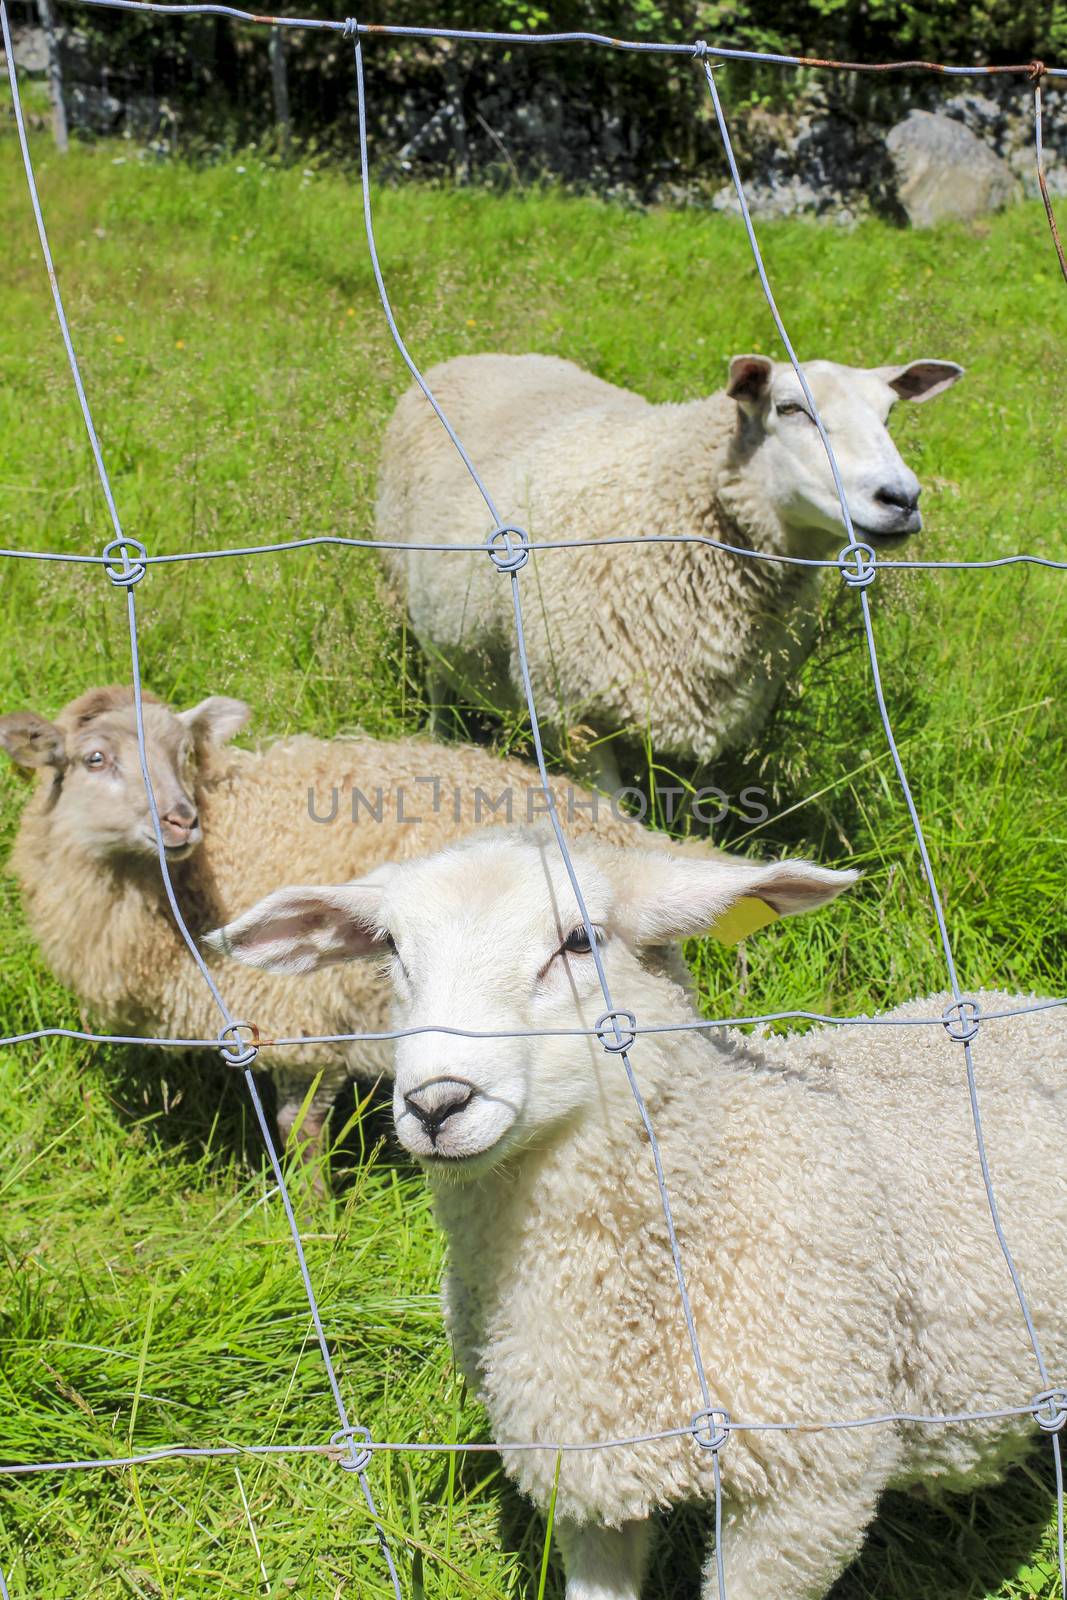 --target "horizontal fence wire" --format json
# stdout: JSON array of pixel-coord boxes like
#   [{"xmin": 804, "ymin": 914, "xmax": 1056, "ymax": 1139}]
[
  {"xmin": 1, "ymin": 7, "xmax": 1066, "ymax": 1600},
  {"xmin": 8, "ymin": 1397, "xmax": 1067, "ymax": 1476},
  {"xmin": 4, "ymin": 992, "xmax": 1067, "ymax": 1052},
  {"xmin": 11, "ymin": 0, "xmax": 1067, "ymax": 77},
  {"xmin": 4, "ymin": 530, "xmax": 1067, "ymax": 570}
]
